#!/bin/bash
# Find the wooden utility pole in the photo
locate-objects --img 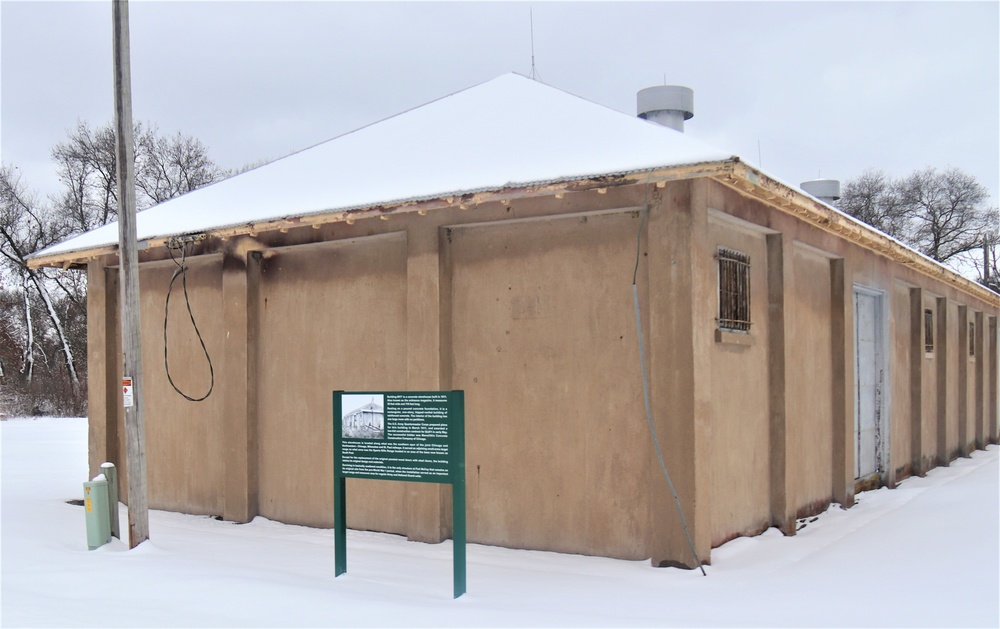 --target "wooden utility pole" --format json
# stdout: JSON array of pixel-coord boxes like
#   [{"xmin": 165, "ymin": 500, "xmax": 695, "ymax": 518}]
[{"xmin": 112, "ymin": 0, "xmax": 149, "ymax": 548}]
